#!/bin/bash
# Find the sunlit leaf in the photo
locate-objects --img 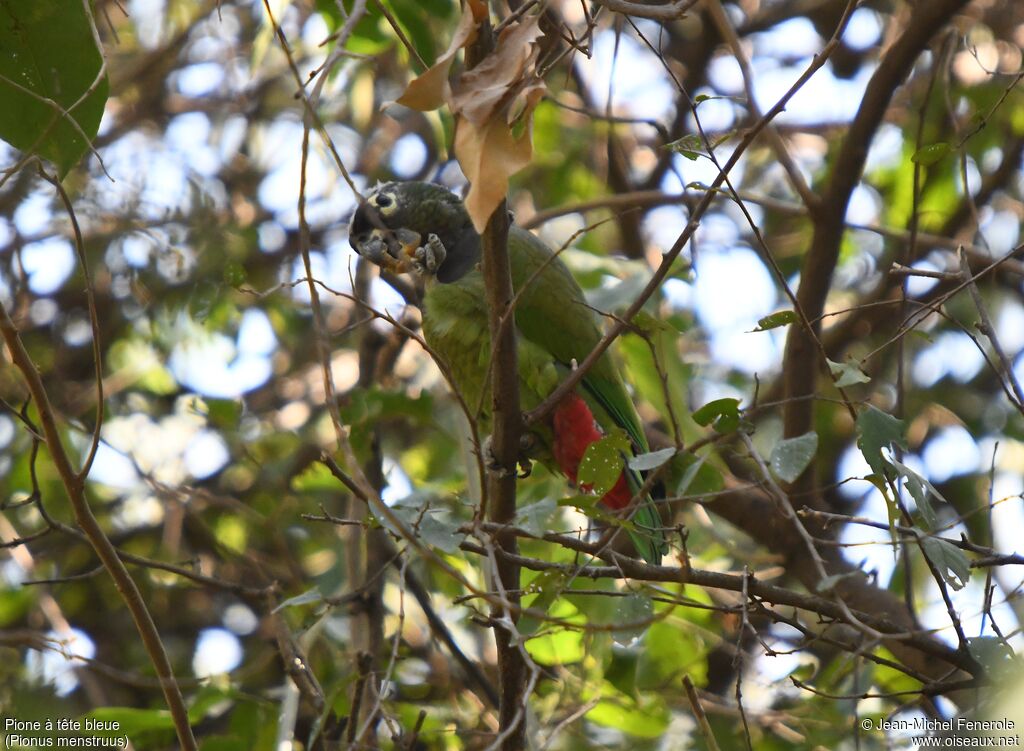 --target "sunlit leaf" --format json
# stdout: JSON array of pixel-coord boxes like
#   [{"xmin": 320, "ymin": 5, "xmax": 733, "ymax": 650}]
[
  {"xmin": 887, "ymin": 456, "xmax": 946, "ymax": 530},
  {"xmin": 516, "ymin": 497, "xmax": 559, "ymax": 537},
  {"xmin": 828, "ymin": 358, "xmax": 871, "ymax": 388},
  {"xmin": 524, "ymin": 599, "xmax": 586, "ymax": 665},
  {"xmin": 911, "ymin": 142, "xmax": 951, "ymax": 166},
  {"xmin": 770, "ymin": 432, "xmax": 818, "ymax": 484},
  {"xmin": 856, "ymin": 405, "xmax": 906, "ymax": 478},
  {"xmin": 578, "ymin": 429, "xmax": 631, "ymax": 497},
  {"xmin": 750, "ymin": 310, "xmax": 798, "ymax": 332},
  {"xmin": 628, "ymin": 447, "xmax": 676, "ymax": 472},
  {"xmin": 215, "ymin": 515, "xmax": 247, "ymax": 554},
  {"xmin": 920, "ymin": 537, "xmax": 970, "ymax": 591},
  {"xmin": 585, "ymin": 687, "xmax": 671, "ymax": 739},
  {"xmin": 864, "ymin": 472, "xmax": 901, "ymax": 552},
  {"xmin": 291, "ymin": 462, "xmax": 338, "ymax": 492},
  {"xmin": 611, "ymin": 592, "xmax": 653, "ymax": 646},
  {"xmin": 692, "ymin": 398, "xmax": 741, "ymax": 433},
  {"xmin": 665, "ymin": 133, "xmax": 704, "ymax": 160},
  {"xmin": 0, "ymin": 0, "xmax": 109, "ymax": 175}
]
